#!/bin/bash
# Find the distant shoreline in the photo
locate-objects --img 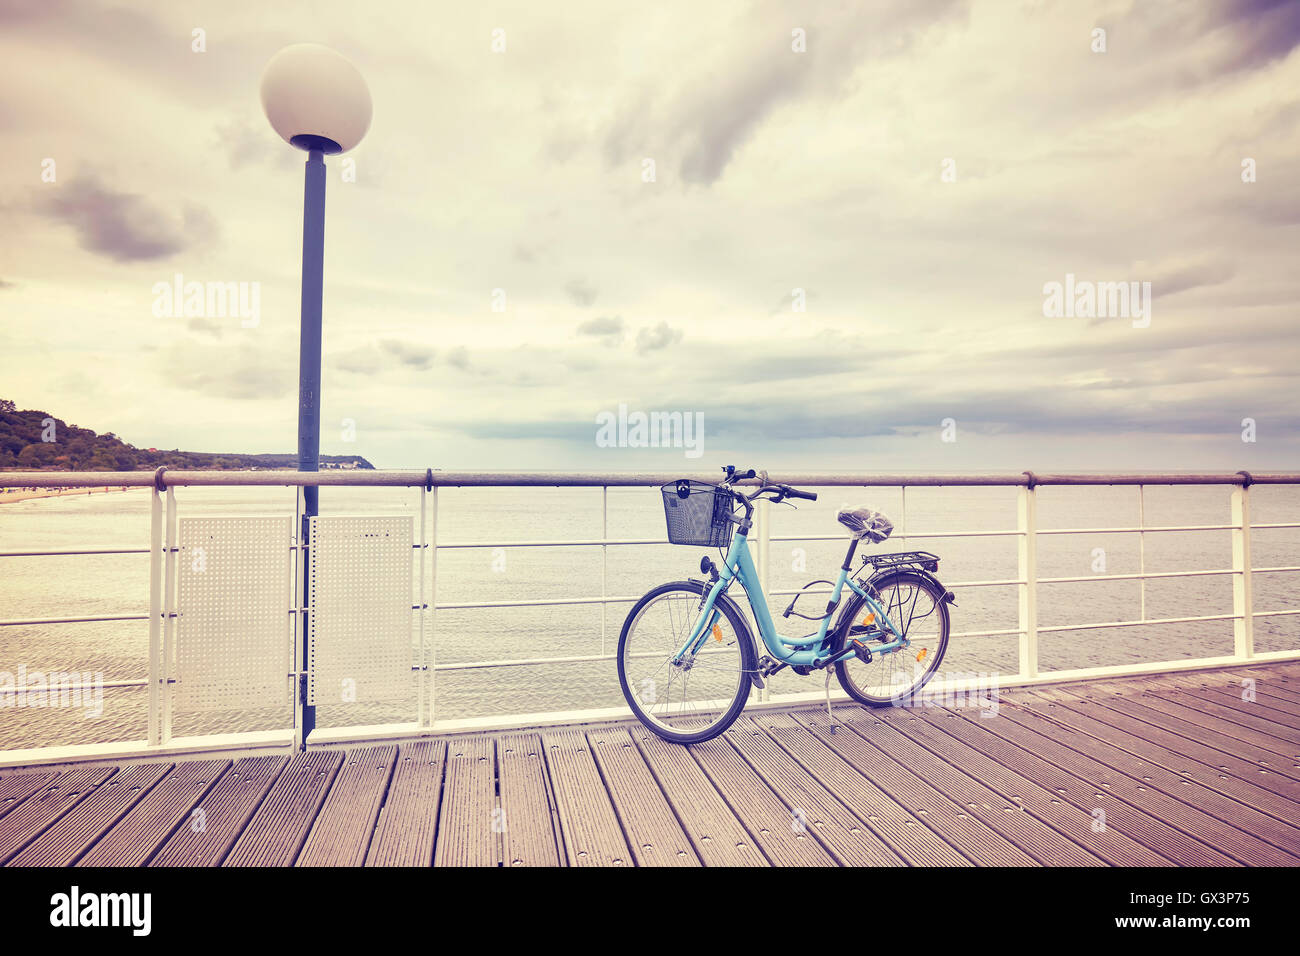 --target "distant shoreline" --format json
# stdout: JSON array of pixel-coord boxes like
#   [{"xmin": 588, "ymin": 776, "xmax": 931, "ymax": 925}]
[{"xmin": 0, "ymin": 486, "xmax": 146, "ymax": 505}]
